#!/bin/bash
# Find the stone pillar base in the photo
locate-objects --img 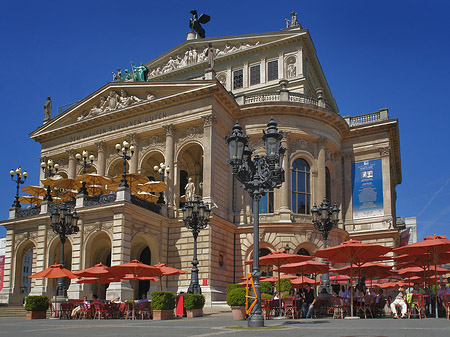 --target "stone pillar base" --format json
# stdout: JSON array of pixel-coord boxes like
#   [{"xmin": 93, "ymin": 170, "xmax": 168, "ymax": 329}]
[
  {"xmin": 279, "ymin": 207, "xmax": 293, "ymax": 223},
  {"xmin": 8, "ymin": 207, "xmax": 18, "ymax": 219},
  {"xmin": 75, "ymin": 194, "xmax": 85, "ymax": 208},
  {"xmin": 115, "ymin": 187, "xmax": 131, "ymax": 202},
  {"xmin": 67, "ymin": 282, "xmax": 84, "ymax": 299},
  {"xmin": 40, "ymin": 201, "xmax": 50, "ymax": 215},
  {"xmin": 105, "ymin": 281, "xmax": 133, "ymax": 301}
]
